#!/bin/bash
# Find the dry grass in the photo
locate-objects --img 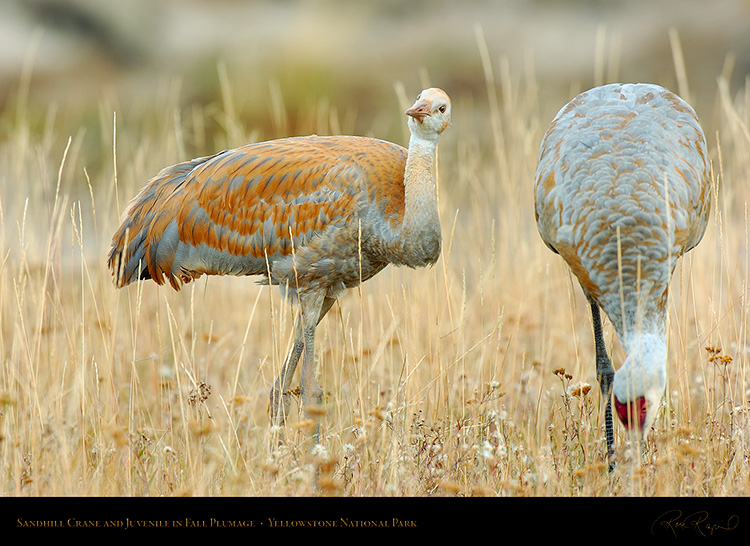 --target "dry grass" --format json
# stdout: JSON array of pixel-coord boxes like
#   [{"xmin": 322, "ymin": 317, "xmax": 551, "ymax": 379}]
[{"xmin": 1, "ymin": 35, "xmax": 750, "ymax": 502}]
